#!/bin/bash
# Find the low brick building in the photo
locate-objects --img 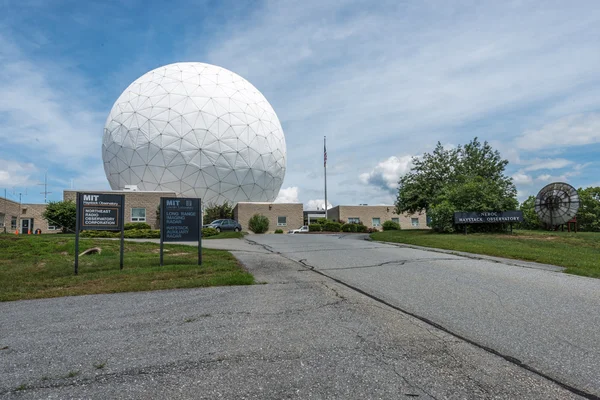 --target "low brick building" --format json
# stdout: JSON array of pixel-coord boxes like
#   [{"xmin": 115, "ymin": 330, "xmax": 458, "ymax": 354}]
[
  {"xmin": 0, "ymin": 197, "xmax": 56, "ymax": 234},
  {"xmin": 328, "ymin": 205, "xmax": 427, "ymax": 230},
  {"xmin": 233, "ymin": 202, "xmax": 304, "ymax": 233},
  {"xmin": 63, "ymin": 190, "xmax": 177, "ymax": 229}
]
